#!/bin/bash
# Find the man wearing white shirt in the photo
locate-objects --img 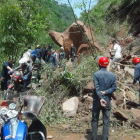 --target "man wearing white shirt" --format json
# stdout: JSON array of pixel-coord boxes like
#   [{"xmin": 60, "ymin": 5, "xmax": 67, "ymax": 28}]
[{"xmin": 110, "ymin": 40, "xmax": 122, "ymax": 71}]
